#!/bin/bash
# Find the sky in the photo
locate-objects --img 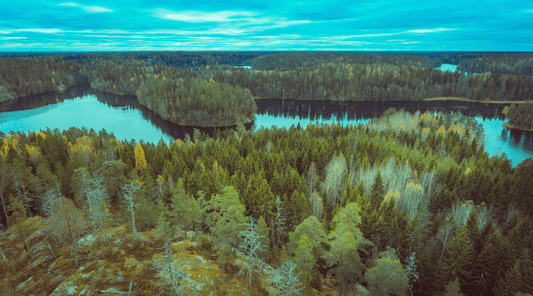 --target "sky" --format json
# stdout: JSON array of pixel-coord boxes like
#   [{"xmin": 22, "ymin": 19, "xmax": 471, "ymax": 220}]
[{"xmin": 0, "ymin": 0, "xmax": 532, "ymax": 51}]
